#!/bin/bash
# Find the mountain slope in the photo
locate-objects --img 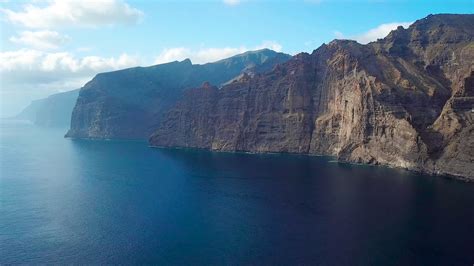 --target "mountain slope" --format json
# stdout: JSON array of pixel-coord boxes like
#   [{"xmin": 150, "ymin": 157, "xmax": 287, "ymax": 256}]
[
  {"xmin": 150, "ymin": 14, "xmax": 474, "ymax": 180},
  {"xmin": 65, "ymin": 49, "xmax": 291, "ymax": 139},
  {"xmin": 15, "ymin": 89, "xmax": 80, "ymax": 127}
]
